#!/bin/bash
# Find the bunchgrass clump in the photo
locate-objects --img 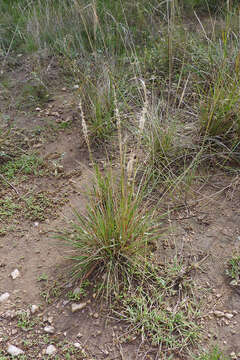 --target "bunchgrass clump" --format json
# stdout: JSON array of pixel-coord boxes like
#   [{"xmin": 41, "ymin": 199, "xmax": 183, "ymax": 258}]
[
  {"xmin": 62, "ymin": 84, "xmax": 160, "ymax": 299},
  {"xmin": 66, "ymin": 81, "xmax": 156, "ymax": 295},
  {"xmin": 65, "ymin": 165, "xmax": 156, "ymax": 298}
]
